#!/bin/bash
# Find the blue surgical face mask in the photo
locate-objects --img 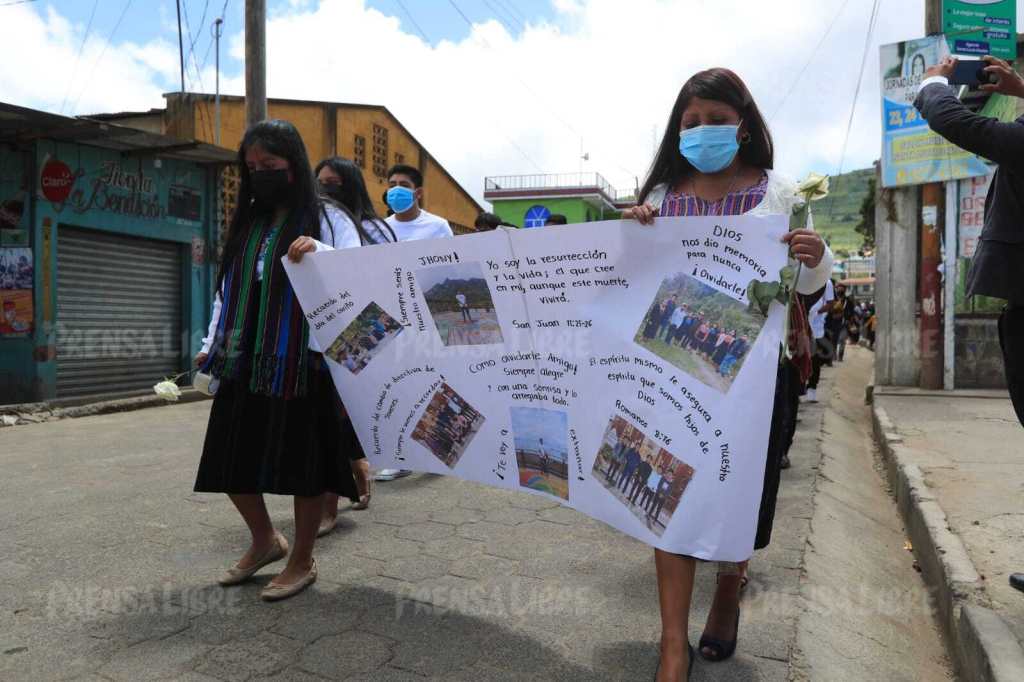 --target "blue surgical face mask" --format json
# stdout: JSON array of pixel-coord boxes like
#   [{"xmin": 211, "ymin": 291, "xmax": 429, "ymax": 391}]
[
  {"xmin": 386, "ymin": 185, "xmax": 416, "ymax": 213},
  {"xmin": 678, "ymin": 124, "xmax": 741, "ymax": 174}
]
